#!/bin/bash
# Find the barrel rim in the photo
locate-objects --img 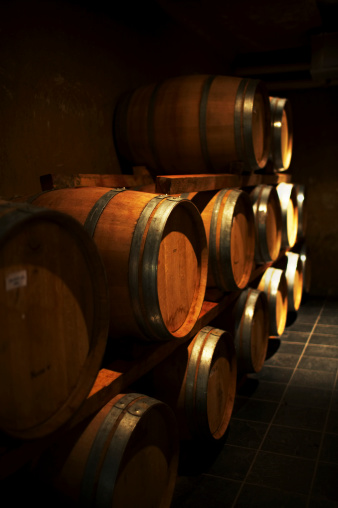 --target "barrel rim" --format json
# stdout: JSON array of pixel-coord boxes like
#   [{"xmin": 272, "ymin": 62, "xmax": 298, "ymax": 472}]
[
  {"xmin": 270, "ymin": 96, "xmax": 293, "ymax": 171},
  {"xmin": 185, "ymin": 326, "xmax": 237, "ymax": 440},
  {"xmin": 251, "ymin": 184, "xmax": 282, "ymax": 263},
  {"xmin": 129, "ymin": 195, "xmax": 208, "ymax": 341},
  {"xmin": 235, "ymin": 79, "xmax": 271, "ymax": 171},
  {"xmin": 80, "ymin": 392, "xmax": 179, "ymax": 508}
]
